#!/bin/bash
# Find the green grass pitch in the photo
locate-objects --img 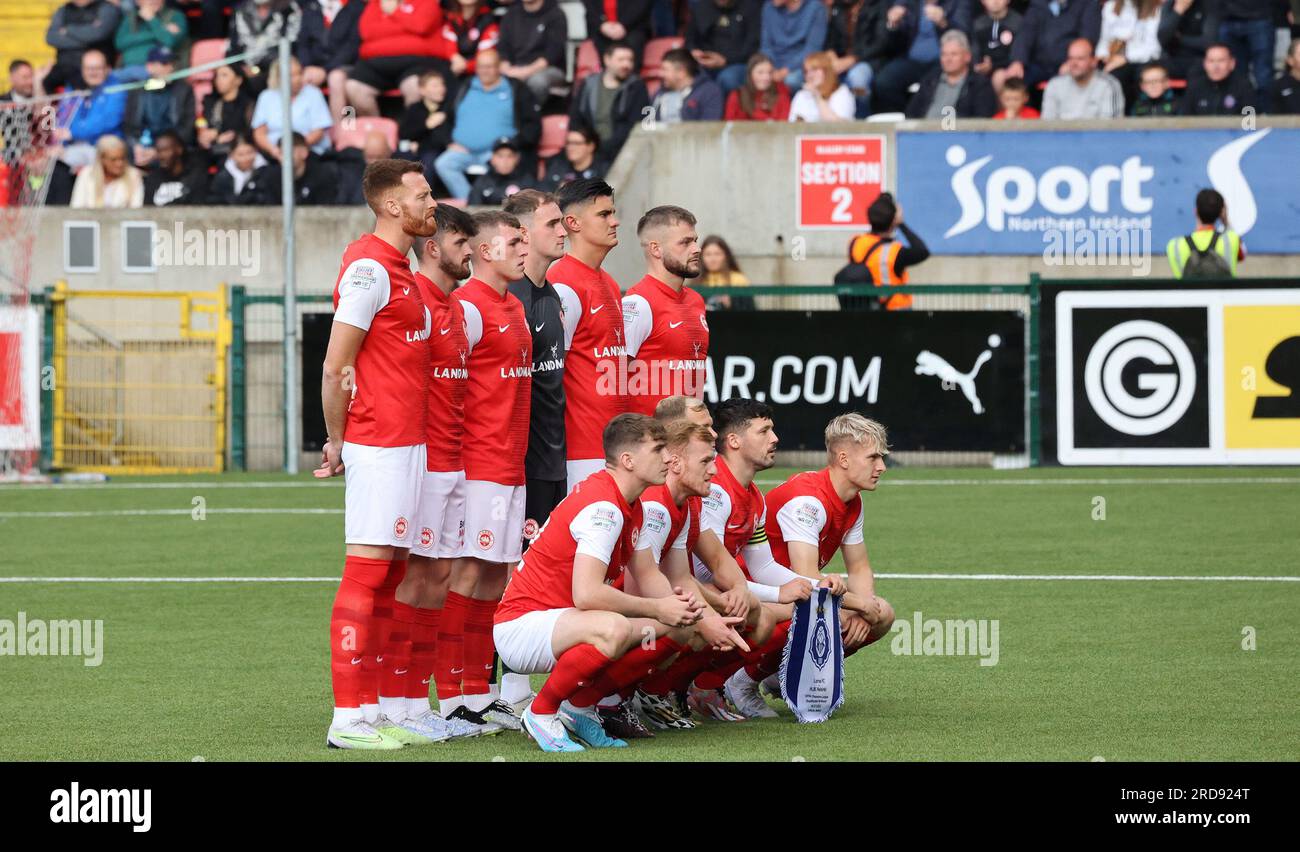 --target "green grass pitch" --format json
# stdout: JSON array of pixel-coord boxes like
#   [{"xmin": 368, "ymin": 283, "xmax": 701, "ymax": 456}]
[{"xmin": 1, "ymin": 466, "xmax": 1297, "ymax": 761}]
